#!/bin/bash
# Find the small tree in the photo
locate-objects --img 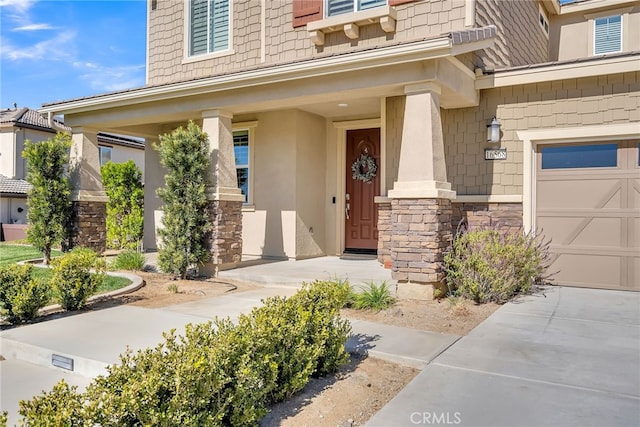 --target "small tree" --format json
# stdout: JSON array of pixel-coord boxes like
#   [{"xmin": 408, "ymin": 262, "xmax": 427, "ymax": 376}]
[
  {"xmin": 155, "ymin": 121, "xmax": 211, "ymax": 279},
  {"xmin": 23, "ymin": 133, "xmax": 72, "ymax": 264},
  {"xmin": 101, "ymin": 160, "xmax": 144, "ymax": 250}
]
